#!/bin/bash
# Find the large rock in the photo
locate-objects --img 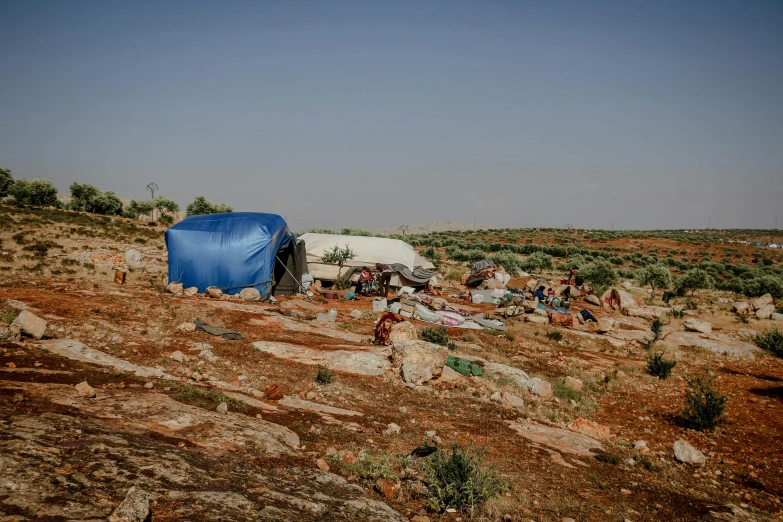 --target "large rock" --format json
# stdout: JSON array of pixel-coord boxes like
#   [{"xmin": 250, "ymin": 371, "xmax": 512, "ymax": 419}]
[
  {"xmin": 183, "ymin": 286, "xmax": 199, "ymax": 297},
  {"xmin": 12, "ymin": 310, "xmax": 47, "ymax": 339},
  {"xmin": 388, "ymin": 322, "xmax": 417, "ymax": 343},
  {"xmin": 401, "ymin": 363, "xmax": 434, "ymax": 385},
  {"xmin": 124, "ymin": 249, "xmax": 143, "ymax": 268},
  {"xmin": 206, "ymin": 286, "xmax": 223, "ymax": 298},
  {"xmin": 621, "ymin": 281, "xmax": 633, "ymax": 290},
  {"xmin": 550, "ymin": 312, "xmax": 573, "ymax": 327},
  {"xmin": 526, "ymin": 315, "xmax": 549, "ymax": 324},
  {"xmin": 567, "ymin": 417, "xmax": 611, "ymax": 441},
  {"xmin": 564, "ymin": 376, "xmax": 583, "ymax": 391},
  {"xmin": 0, "ymin": 325, "xmax": 21, "ymax": 342},
  {"xmin": 167, "ymin": 282, "xmax": 183, "ymax": 294},
  {"xmin": 673, "ymin": 439, "xmax": 706, "ymax": 466},
  {"xmin": 602, "ymin": 288, "xmax": 645, "ymax": 312},
  {"xmin": 75, "ymin": 381, "xmax": 96, "ymax": 398},
  {"xmin": 756, "ymin": 304, "xmax": 776, "ymax": 320},
  {"xmin": 506, "ymin": 420, "xmax": 603, "ymax": 456},
  {"xmin": 662, "ymin": 331, "xmax": 761, "ymax": 358},
  {"xmin": 733, "ymin": 302, "xmax": 750, "ymax": 314},
  {"xmin": 251, "ymin": 341, "xmax": 390, "ymax": 376},
  {"xmin": 524, "ymin": 377, "xmax": 552, "ymax": 398},
  {"xmin": 752, "ymin": 294, "xmax": 773, "ymax": 310},
  {"xmin": 502, "ymin": 392, "xmax": 525, "ymax": 409},
  {"xmin": 437, "ymin": 365, "xmax": 465, "ymax": 383},
  {"xmin": 772, "ymin": 313, "xmax": 783, "ymax": 322},
  {"xmin": 108, "ymin": 486, "xmax": 150, "ymax": 522},
  {"xmin": 624, "ymin": 307, "xmax": 656, "ymax": 319},
  {"xmin": 239, "ymin": 287, "xmax": 261, "ymax": 302},
  {"xmin": 684, "ymin": 318, "xmax": 712, "ymax": 333},
  {"xmin": 585, "ymin": 295, "xmax": 602, "ymax": 307},
  {"xmin": 391, "ymin": 341, "xmax": 447, "ymax": 381}
]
